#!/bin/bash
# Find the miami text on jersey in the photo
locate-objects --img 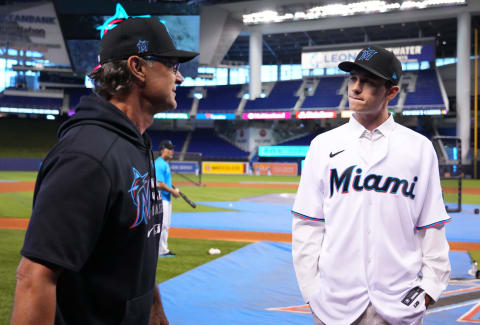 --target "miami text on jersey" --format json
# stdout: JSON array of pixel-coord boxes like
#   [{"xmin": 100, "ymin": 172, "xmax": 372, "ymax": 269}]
[{"xmin": 330, "ymin": 165, "xmax": 417, "ymax": 199}]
